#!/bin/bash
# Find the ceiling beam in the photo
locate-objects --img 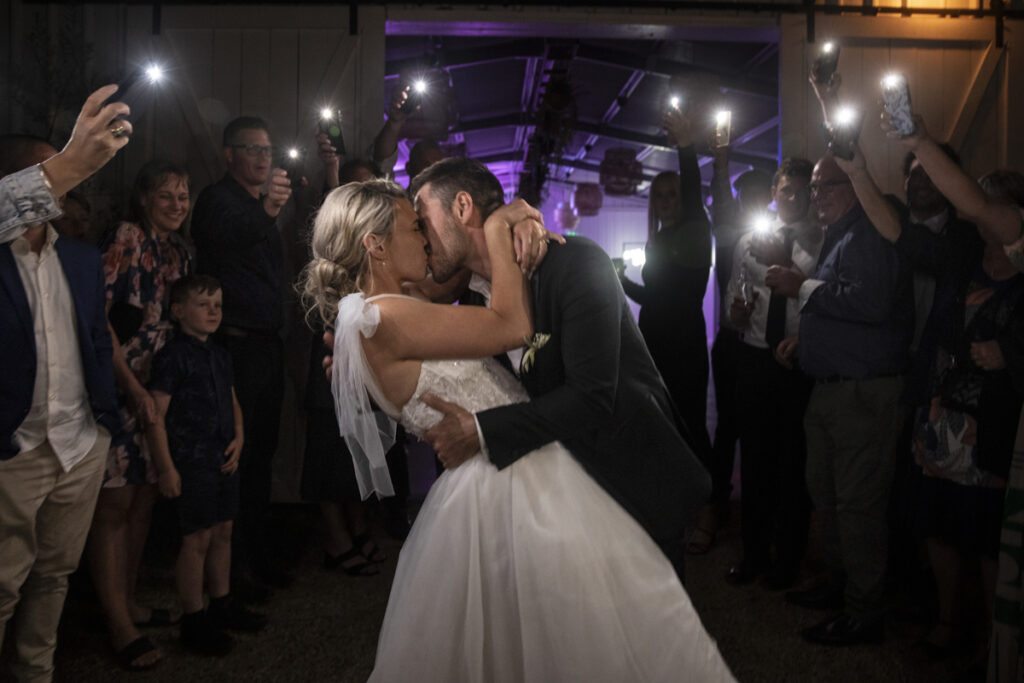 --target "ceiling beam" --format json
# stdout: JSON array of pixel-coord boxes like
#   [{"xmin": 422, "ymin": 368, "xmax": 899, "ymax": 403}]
[
  {"xmin": 384, "ymin": 38, "xmax": 777, "ymax": 103},
  {"xmin": 731, "ymin": 115, "xmax": 780, "ymax": 148},
  {"xmin": 457, "ymin": 113, "xmax": 777, "ymax": 168},
  {"xmin": 573, "ymin": 43, "xmax": 777, "ymax": 101},
  {"xmin": 386, "ymin": 38, "xmax": 547, "ymax": 76}
]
